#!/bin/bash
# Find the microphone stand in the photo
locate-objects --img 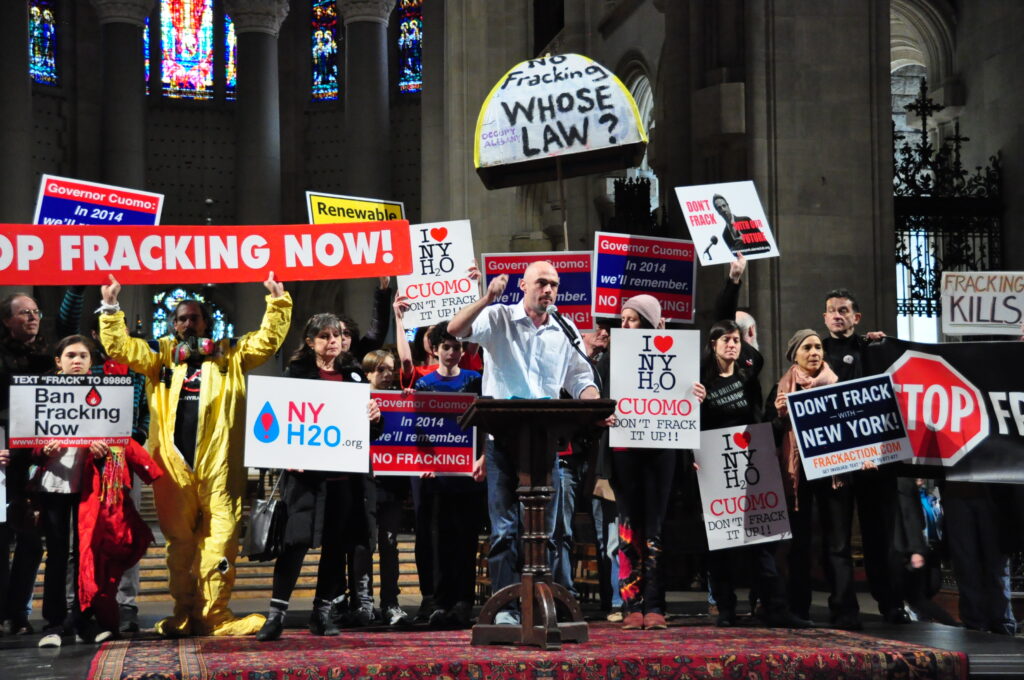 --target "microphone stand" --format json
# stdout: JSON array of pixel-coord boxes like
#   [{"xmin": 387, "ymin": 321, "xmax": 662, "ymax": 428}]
[{"xmin": 547, "ymin": 305, "xmax": 604, "ymax": 394}]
